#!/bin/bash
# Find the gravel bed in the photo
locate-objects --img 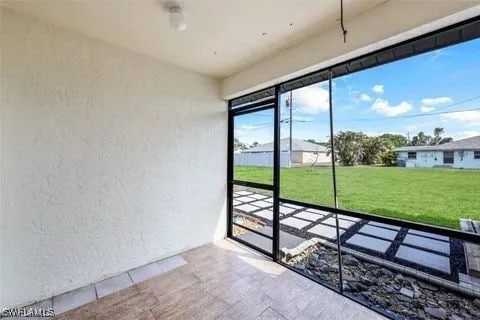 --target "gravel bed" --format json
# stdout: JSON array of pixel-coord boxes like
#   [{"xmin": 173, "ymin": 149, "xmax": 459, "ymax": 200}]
[
  {"xmin": 232, "ymin": 213, "xmax": 264, "ymax": 236},
  {"xmin": 287, "ymin": 243, "xmax": 480, "ymax": 320}
]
